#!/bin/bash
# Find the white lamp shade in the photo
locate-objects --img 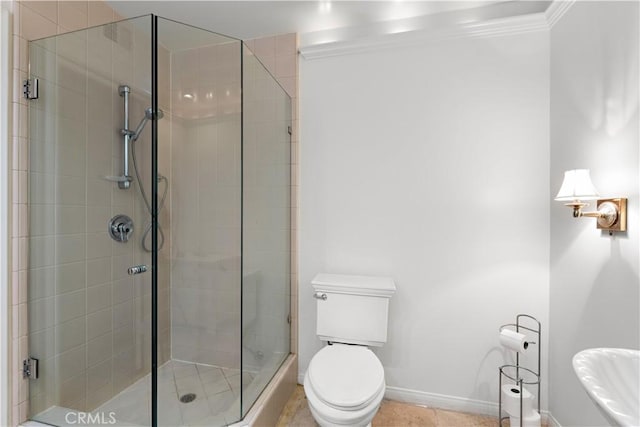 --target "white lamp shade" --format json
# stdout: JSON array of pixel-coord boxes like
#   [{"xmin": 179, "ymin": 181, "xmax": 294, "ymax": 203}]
[{"xmin": 555, "ymin": 169, "xmax": 600, "ymax": 201}]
